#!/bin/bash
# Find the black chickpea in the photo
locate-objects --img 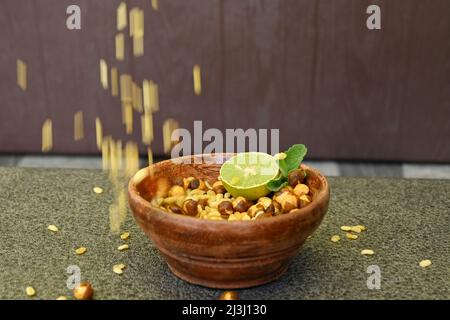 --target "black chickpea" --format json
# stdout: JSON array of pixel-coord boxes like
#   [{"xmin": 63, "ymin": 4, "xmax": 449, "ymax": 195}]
[
  {"xmin": 264, "ymin": 203, "xmax": 275, "ymax": 215},
  {"xmin": 189, "ymin": 178, "xmax": 207, "ymax": 190},
  {"xmin": 232, "ymin": 196, "xmax": 251, "ymax": 212},
  {"xmin": 218, "ymin": 201, "xmax": 234, "ymax": 217},
  {"xmin": 247, "ymin": 203, "xmax": 265, "ymax": 218},
  {"xmin": 288, "ymin": 169, "xmax": 306, "ymax": 187},
  {"xmin": 173, "ymin": 177, "xmax": 184, "ymax": 187},
  {"xmin": 255, "ymin": 211, "xmax": 273, "ymax": 219},
  {"xmin": 188, "ymin": 178, "xmax": 200, "ymax": 189},
  {"xmin": 182, "ymin": 199, "xmax": 198, "ymax": 216},
  {"xmin": 168, "ymin": 205, "xmax": 182, "ymax": 214},
  {"xmin": 198, "ymin": 198, "xmax": 209, "ymax": 209},
  {"xmin": 272, "ymin": 201, "xmax": 282, "ymax": 215},
  {"xmin": 212, "ymin": 181, "xmax": 226, "ymax": 194}
]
